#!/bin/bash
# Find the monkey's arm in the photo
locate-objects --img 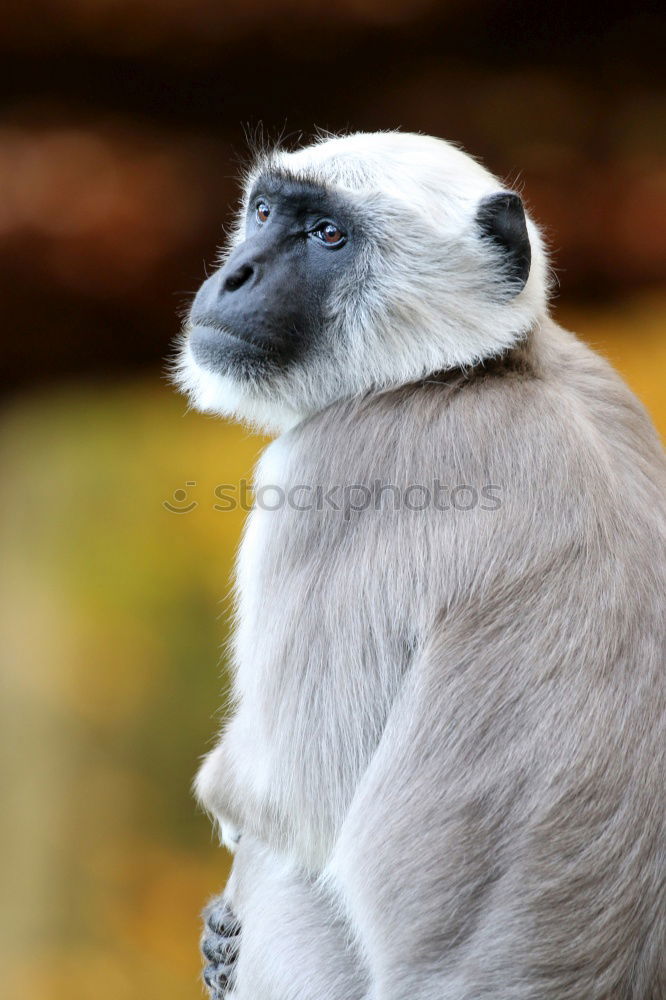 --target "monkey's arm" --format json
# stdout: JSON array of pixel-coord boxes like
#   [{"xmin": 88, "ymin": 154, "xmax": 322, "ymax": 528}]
[
  {"xmin": 323, "ymin": 583, "xmax": 664, "ymax": 1000},
  {"xmin": 203, "ymin": 834, "xmax": 367, "ymax": 1000}
]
